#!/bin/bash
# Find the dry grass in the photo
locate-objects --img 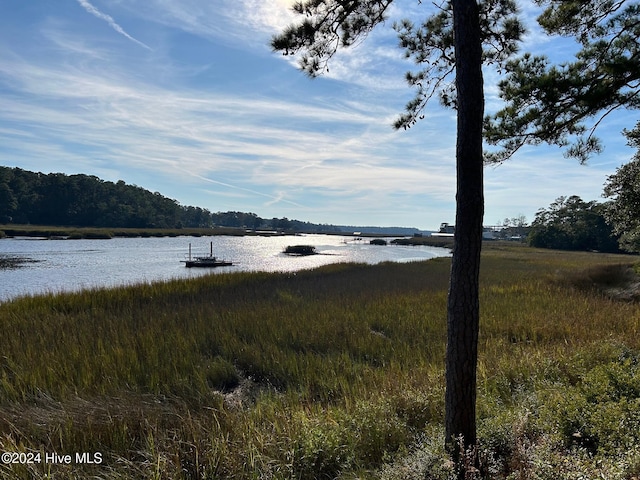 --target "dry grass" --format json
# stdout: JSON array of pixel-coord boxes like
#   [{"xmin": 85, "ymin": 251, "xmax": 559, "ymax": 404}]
[{"xmin": 0, "ymin": 243, "xmax": 639, "ymax": 478}]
